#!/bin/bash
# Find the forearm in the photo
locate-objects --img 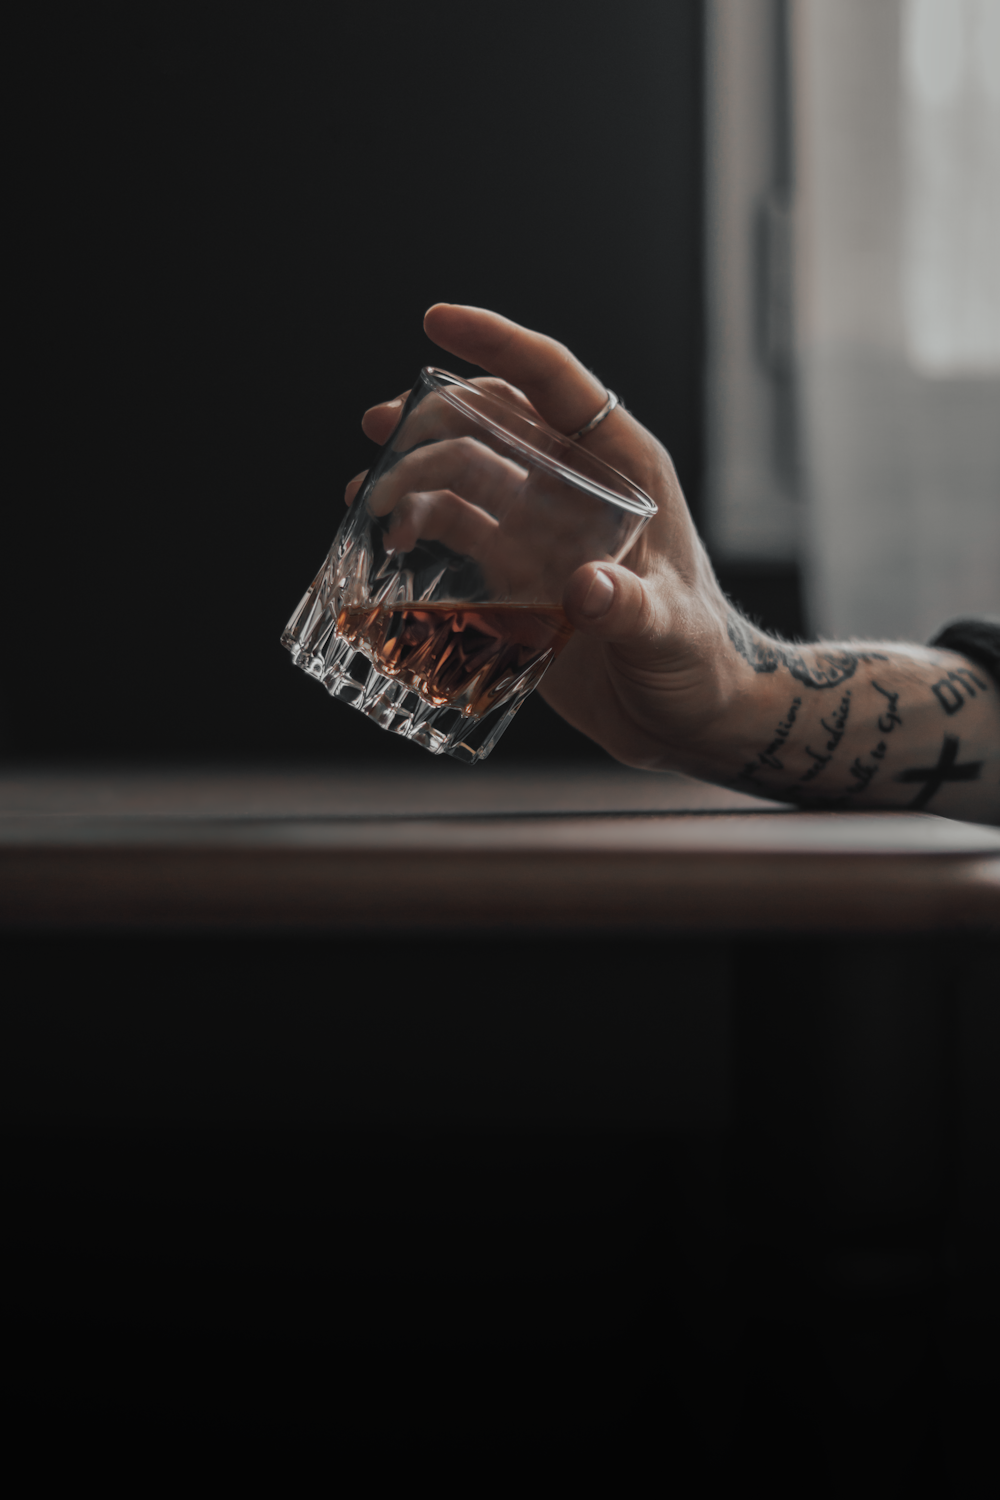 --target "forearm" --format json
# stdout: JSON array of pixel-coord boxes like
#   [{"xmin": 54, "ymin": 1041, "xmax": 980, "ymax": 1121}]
[{"xmin": 689, "ymin": 615, "xmax": 1000, "ymax": 824}]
